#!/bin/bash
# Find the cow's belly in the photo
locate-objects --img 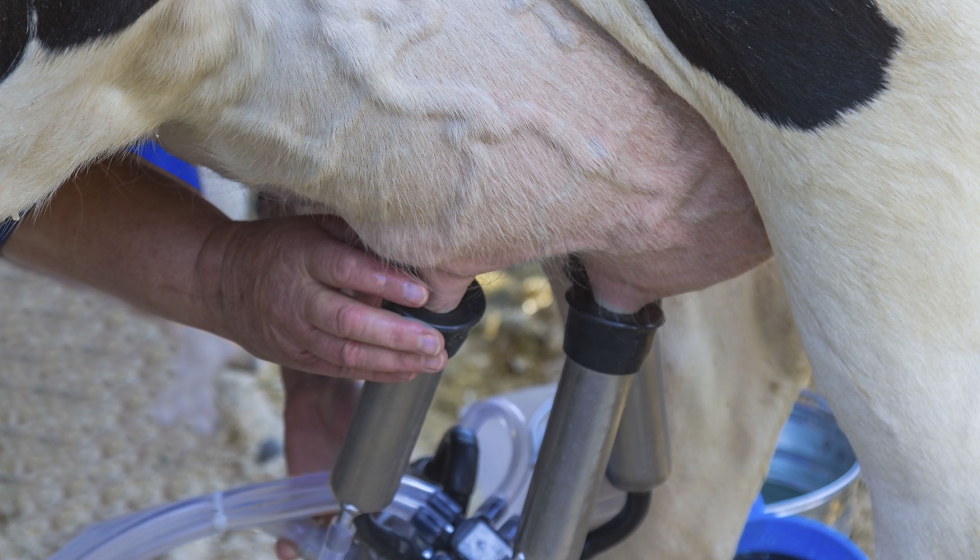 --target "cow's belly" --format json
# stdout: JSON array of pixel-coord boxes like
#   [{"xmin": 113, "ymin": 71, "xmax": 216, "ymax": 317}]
[{"xmin": 158, "ymin": 0, "xmax": 766, "ymax": 310}]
